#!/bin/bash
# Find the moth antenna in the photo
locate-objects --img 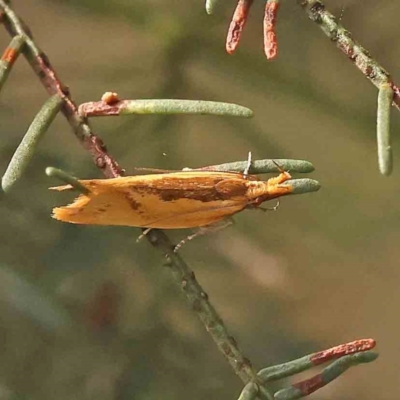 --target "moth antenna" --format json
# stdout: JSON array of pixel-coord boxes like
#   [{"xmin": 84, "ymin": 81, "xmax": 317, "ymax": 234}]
[
  {"xmin": 243, "ymin": 151, "xmax": 252, "ymax": 179},
  {"xmin": 272, "ymin": 160, "xmax": 292, "ymax": 175},
  {"xmin": 173, "ymin": 218, "xmax": 234, "ymax": 253},
  {"xmin": 136, "ymin": 227, "xmax": 153, "ymax": 243},
  {"xmin": 272, "ymin": 160, "xmax": 282, "ymax": 172}
]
